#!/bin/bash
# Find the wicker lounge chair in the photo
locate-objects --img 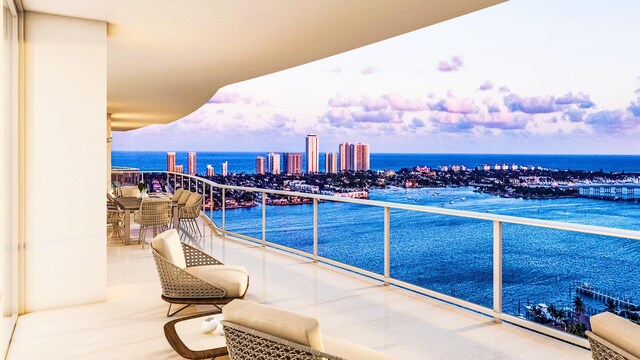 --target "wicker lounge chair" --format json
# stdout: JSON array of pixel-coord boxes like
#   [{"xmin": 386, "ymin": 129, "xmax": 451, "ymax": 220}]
[
  {"xmin": 171, "ymin": 188, "xmax": 184, "ymax": 205},
  {"xmin": 586, "ymin": 312, "xmax": 640, "ymax": 360},
  {"xmin": 134, "ymin": 198, "xmax": 172, "ymax": 248},
  {"xmin": 179, "ymin": 192, "xmax": 204, "ymax": 237},
  {"xmin": 151, "ymin": 229, "xmax": 249, "ymax": 316},
  {"xmin": 221, "ymin": 300, "xmax": 394, "ymax": 360}
]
